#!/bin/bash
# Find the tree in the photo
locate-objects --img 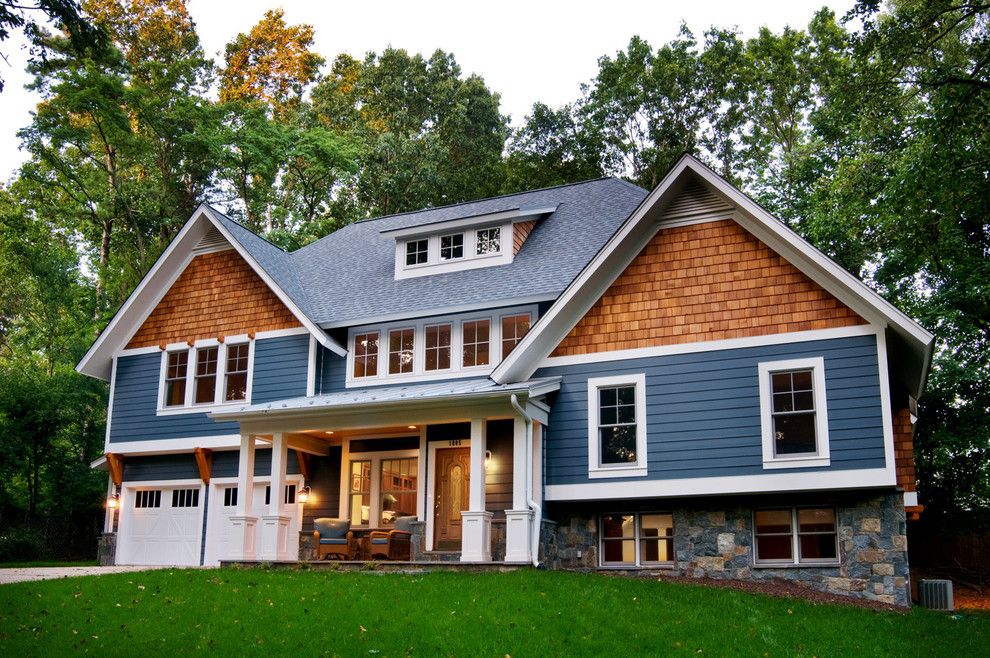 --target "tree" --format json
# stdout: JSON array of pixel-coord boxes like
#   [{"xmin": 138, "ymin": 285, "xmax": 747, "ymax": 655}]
[
  {"xmin": 311, "ymin": 47, "xmax": 508, "ymax": 217},
  {"xmin": 0, "ymin": 0, "xmax": 106, "ymax": 92},
  {"xmin": 503, "ymin": 102, "xmax": 603, "ymax": 192},
  {"xmin": 219, "ymin": 8, "xmax": 323, "ymax": 117}
]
